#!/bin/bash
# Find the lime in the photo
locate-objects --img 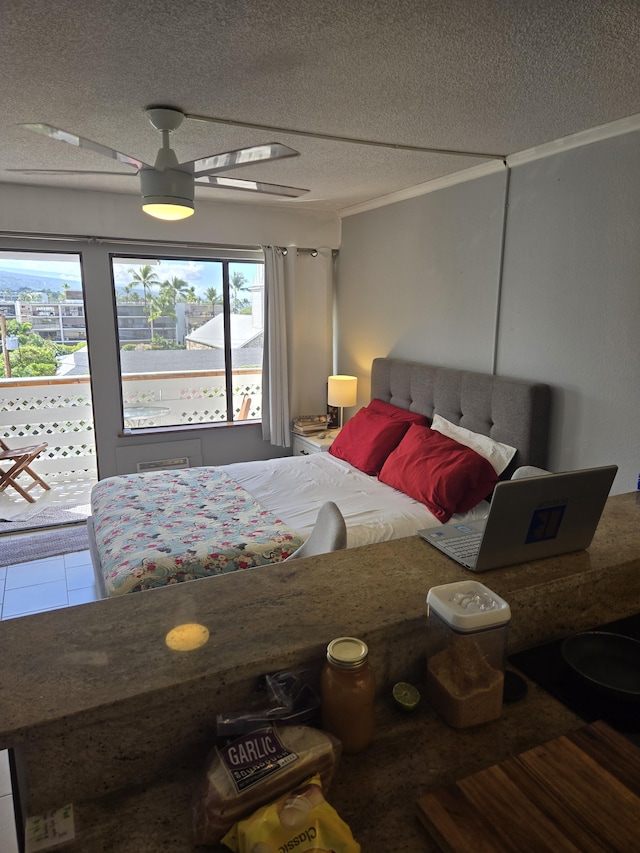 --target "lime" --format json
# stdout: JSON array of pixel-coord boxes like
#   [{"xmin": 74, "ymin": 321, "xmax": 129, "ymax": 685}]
[{"xmin": 392, "ymin": 681, "xmax": 421, "ymax": 711}]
